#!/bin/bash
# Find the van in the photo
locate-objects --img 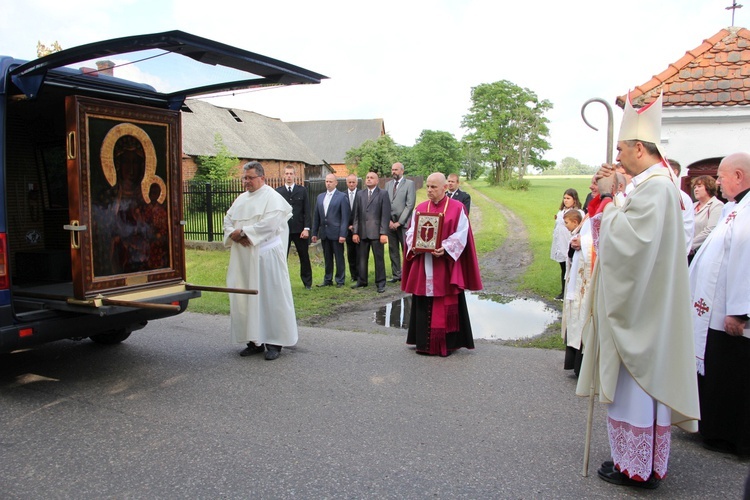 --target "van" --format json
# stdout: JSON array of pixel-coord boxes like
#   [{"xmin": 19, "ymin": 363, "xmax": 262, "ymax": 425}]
[{"xmin": 0, "ymin": 31, "xmax": 325, "ymax": 353}]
